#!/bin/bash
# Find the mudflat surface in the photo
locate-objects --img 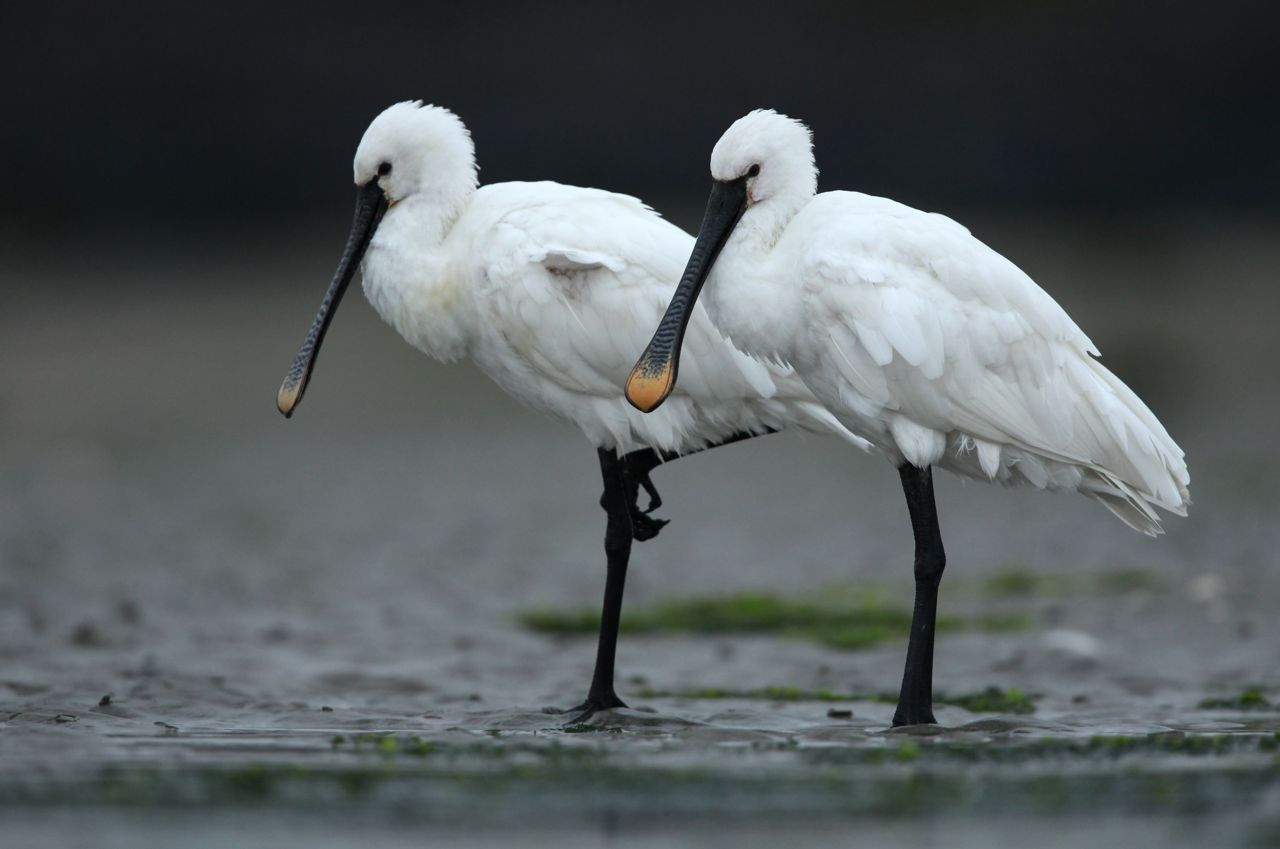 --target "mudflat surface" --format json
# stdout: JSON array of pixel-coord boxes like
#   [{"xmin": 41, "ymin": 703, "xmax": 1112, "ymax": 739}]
[{"xmin": 2, "ymin": 215, "xmax": 1278, "ymax": 847}]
